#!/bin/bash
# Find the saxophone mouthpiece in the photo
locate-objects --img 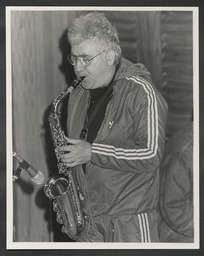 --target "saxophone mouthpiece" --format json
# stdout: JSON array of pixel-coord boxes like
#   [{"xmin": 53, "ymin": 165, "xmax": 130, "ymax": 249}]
[
  {"xmin": 80, "ymin": 76, "xmax": 85, "ymax": 81},
  {"xmin": 71, "ymin": 76, "xmax": 86, "ymax": 90}
]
